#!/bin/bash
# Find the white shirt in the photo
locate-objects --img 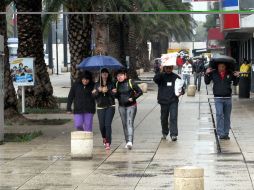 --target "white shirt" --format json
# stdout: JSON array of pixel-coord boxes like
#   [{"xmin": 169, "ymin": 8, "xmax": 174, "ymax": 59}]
[{"xmin": 182, "ymin": 63, "xmax": 192, "ymax": 75}]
